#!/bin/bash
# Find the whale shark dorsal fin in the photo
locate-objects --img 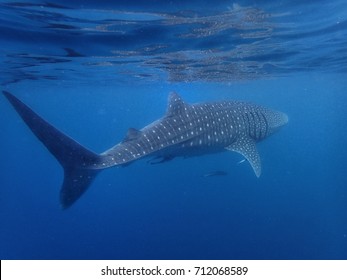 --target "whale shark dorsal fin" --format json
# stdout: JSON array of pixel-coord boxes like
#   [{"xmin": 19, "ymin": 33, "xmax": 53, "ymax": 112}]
[
  {"xmin": 166, "ymin": 92, "xmax": 189, "ymax": 117},
  {"xmin": 226, "ymin": 137, "xmax": 262, "ymax": 177},
  {"xmin": 122, "ymin": 127, "xmax": 142, "ymax": 142}
]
